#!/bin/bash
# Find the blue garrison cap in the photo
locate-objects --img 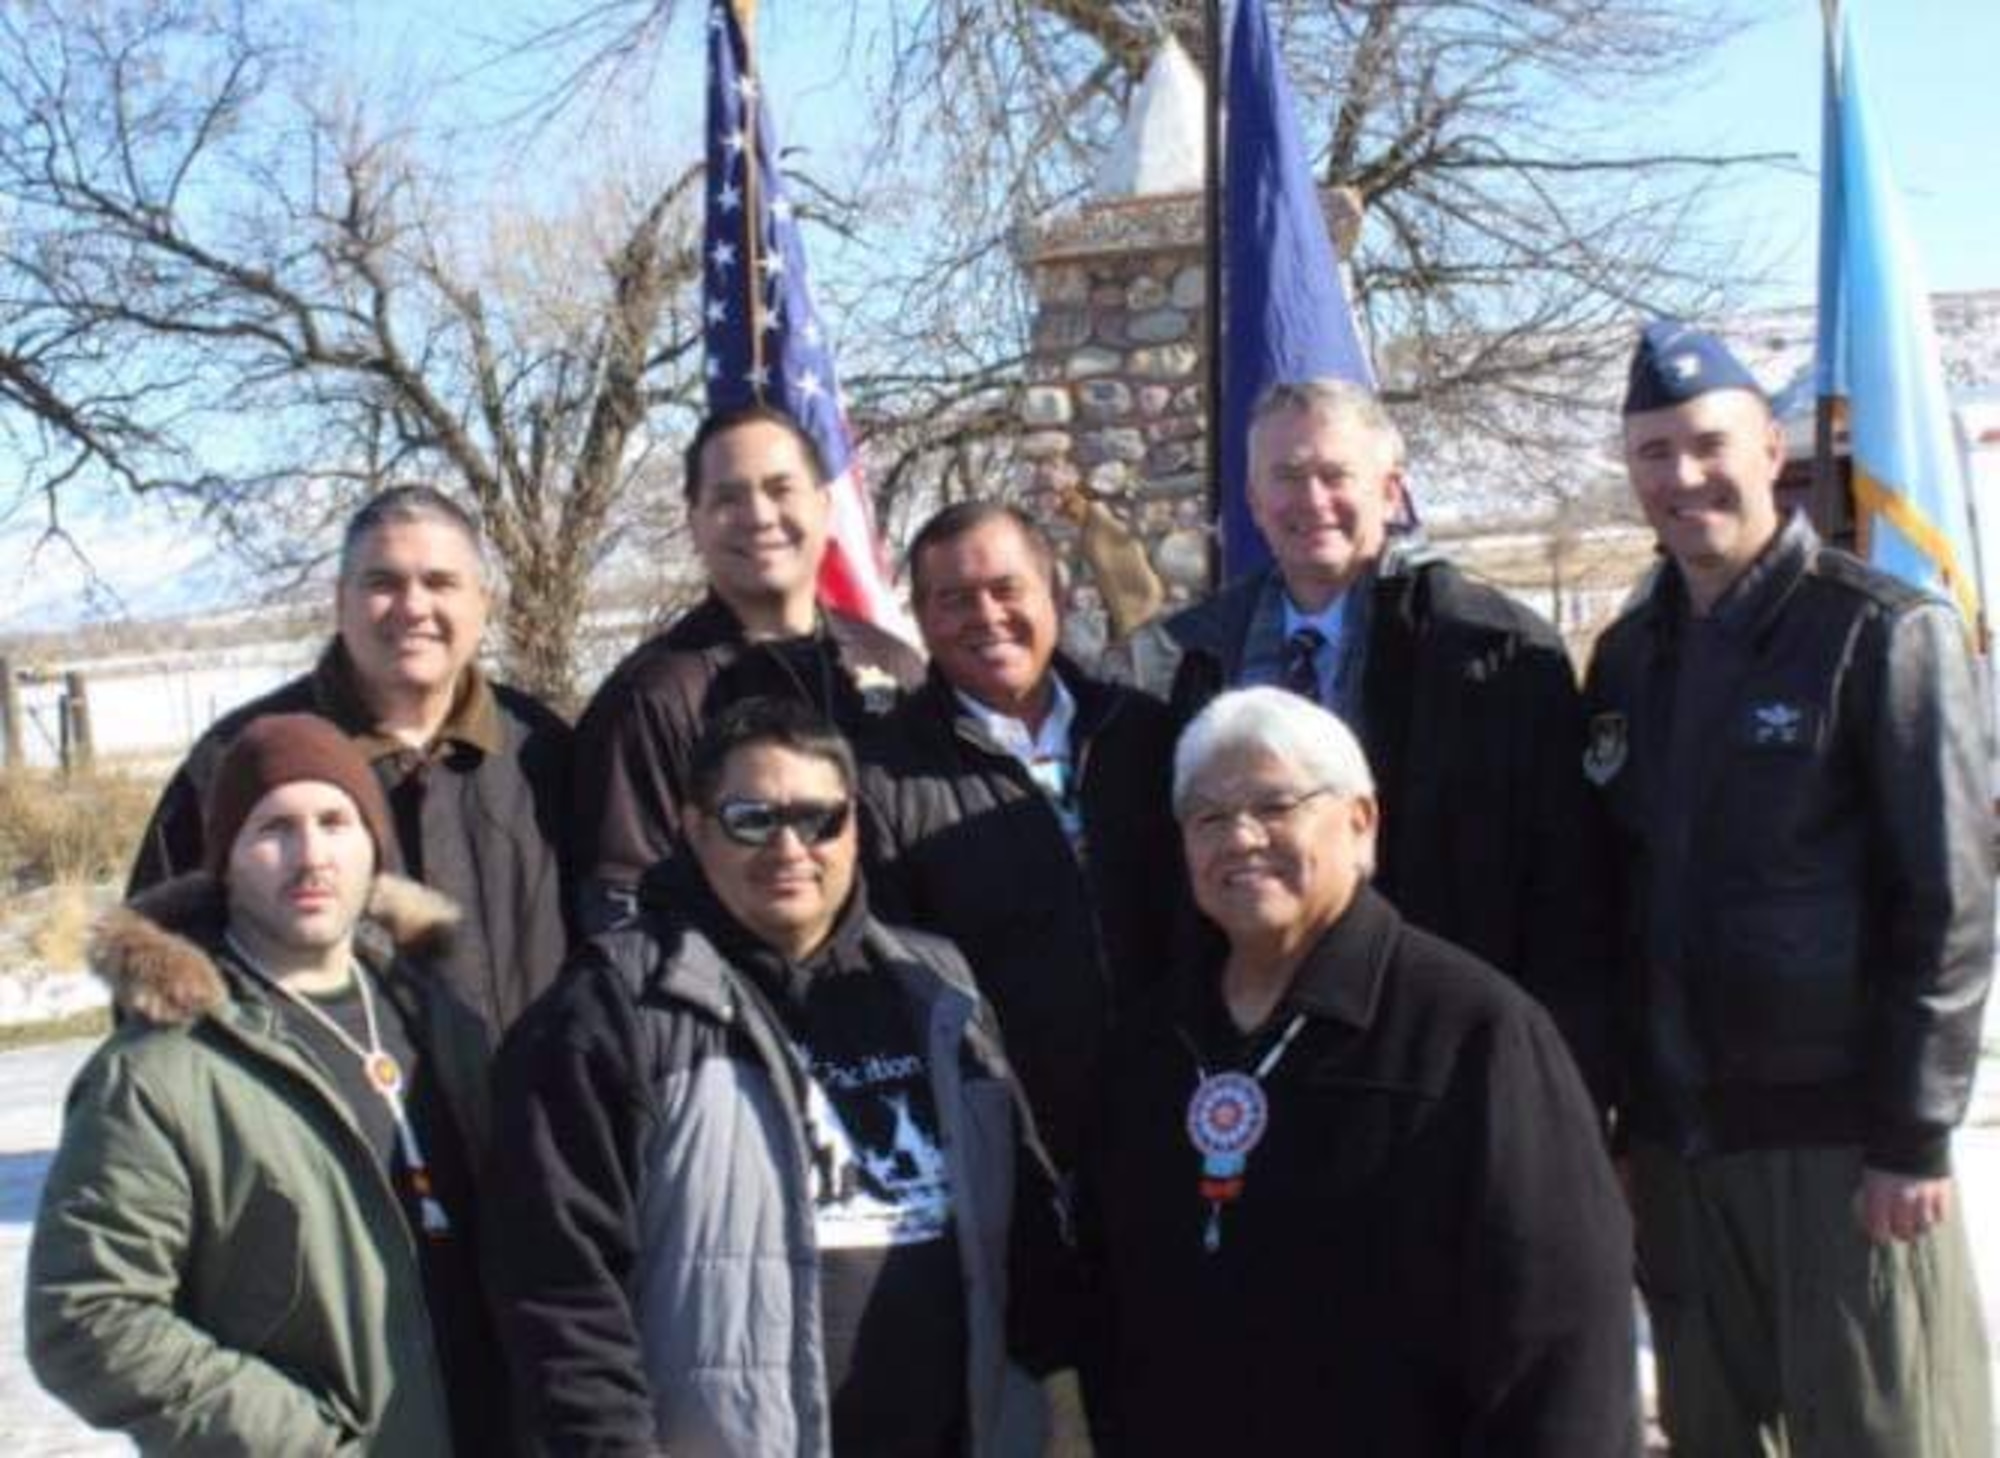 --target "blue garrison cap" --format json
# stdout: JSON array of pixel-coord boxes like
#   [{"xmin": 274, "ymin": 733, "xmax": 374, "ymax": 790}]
[{"xmin": 1622, "ymin": 318, "xmax": 1765, "ymax": 415}]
